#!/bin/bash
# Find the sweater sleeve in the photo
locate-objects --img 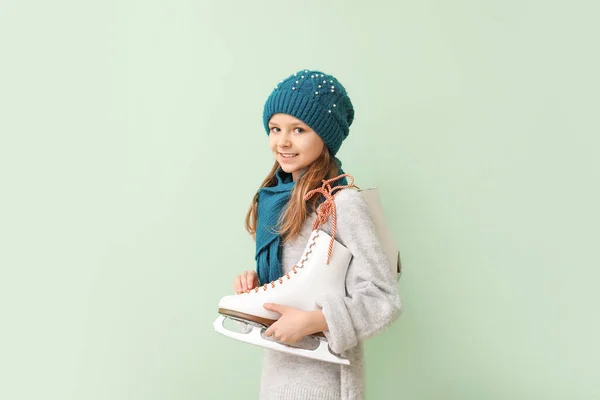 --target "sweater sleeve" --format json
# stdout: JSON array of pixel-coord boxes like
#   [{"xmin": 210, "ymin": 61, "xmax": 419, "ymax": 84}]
[{"xmin": 316, "ymin": 189, "xmax": 403, "ymax": 355}]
